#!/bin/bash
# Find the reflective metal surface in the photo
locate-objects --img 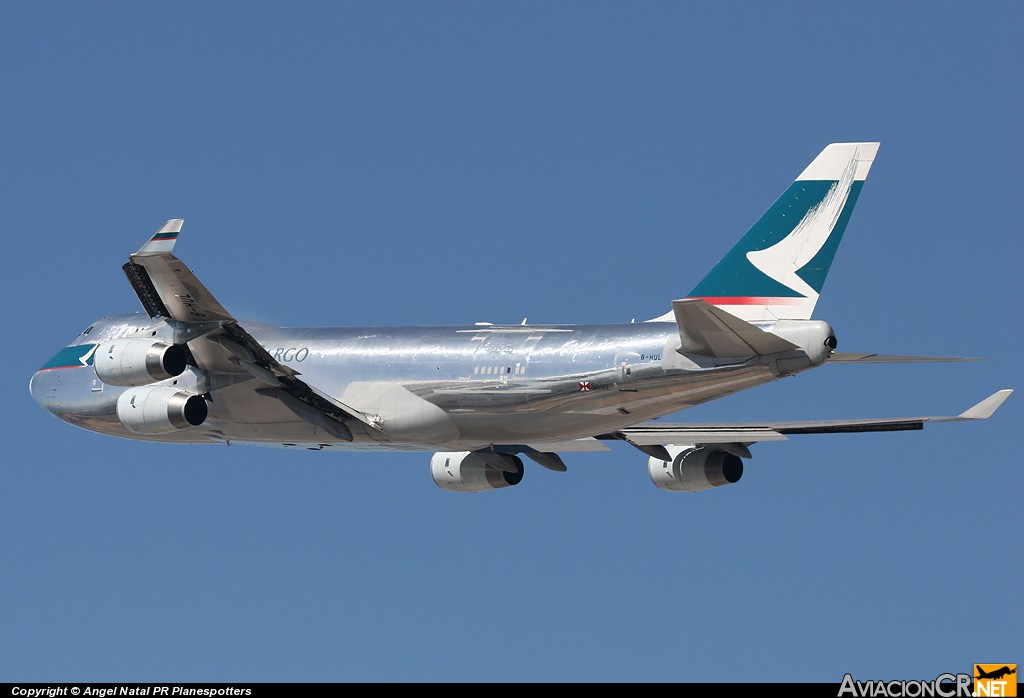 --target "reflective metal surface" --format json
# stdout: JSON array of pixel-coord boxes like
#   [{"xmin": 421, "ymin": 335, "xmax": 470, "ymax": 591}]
[{"xmin": 30, "ymin": 312, "xmax": 798, "ymax": 450}]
